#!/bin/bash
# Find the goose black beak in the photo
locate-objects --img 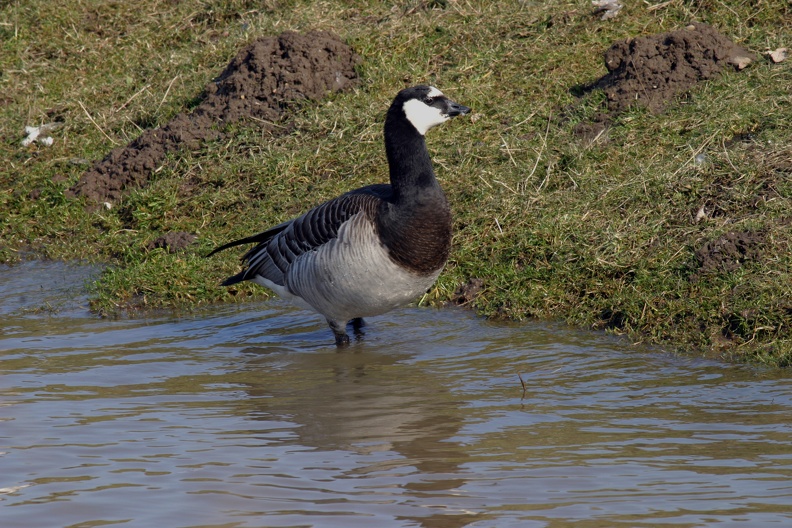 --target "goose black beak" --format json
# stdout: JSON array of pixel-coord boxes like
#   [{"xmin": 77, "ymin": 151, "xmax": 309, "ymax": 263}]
[{"xmin": 445, "ymin": 100, "xmax": 471, "ymax": 118}]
